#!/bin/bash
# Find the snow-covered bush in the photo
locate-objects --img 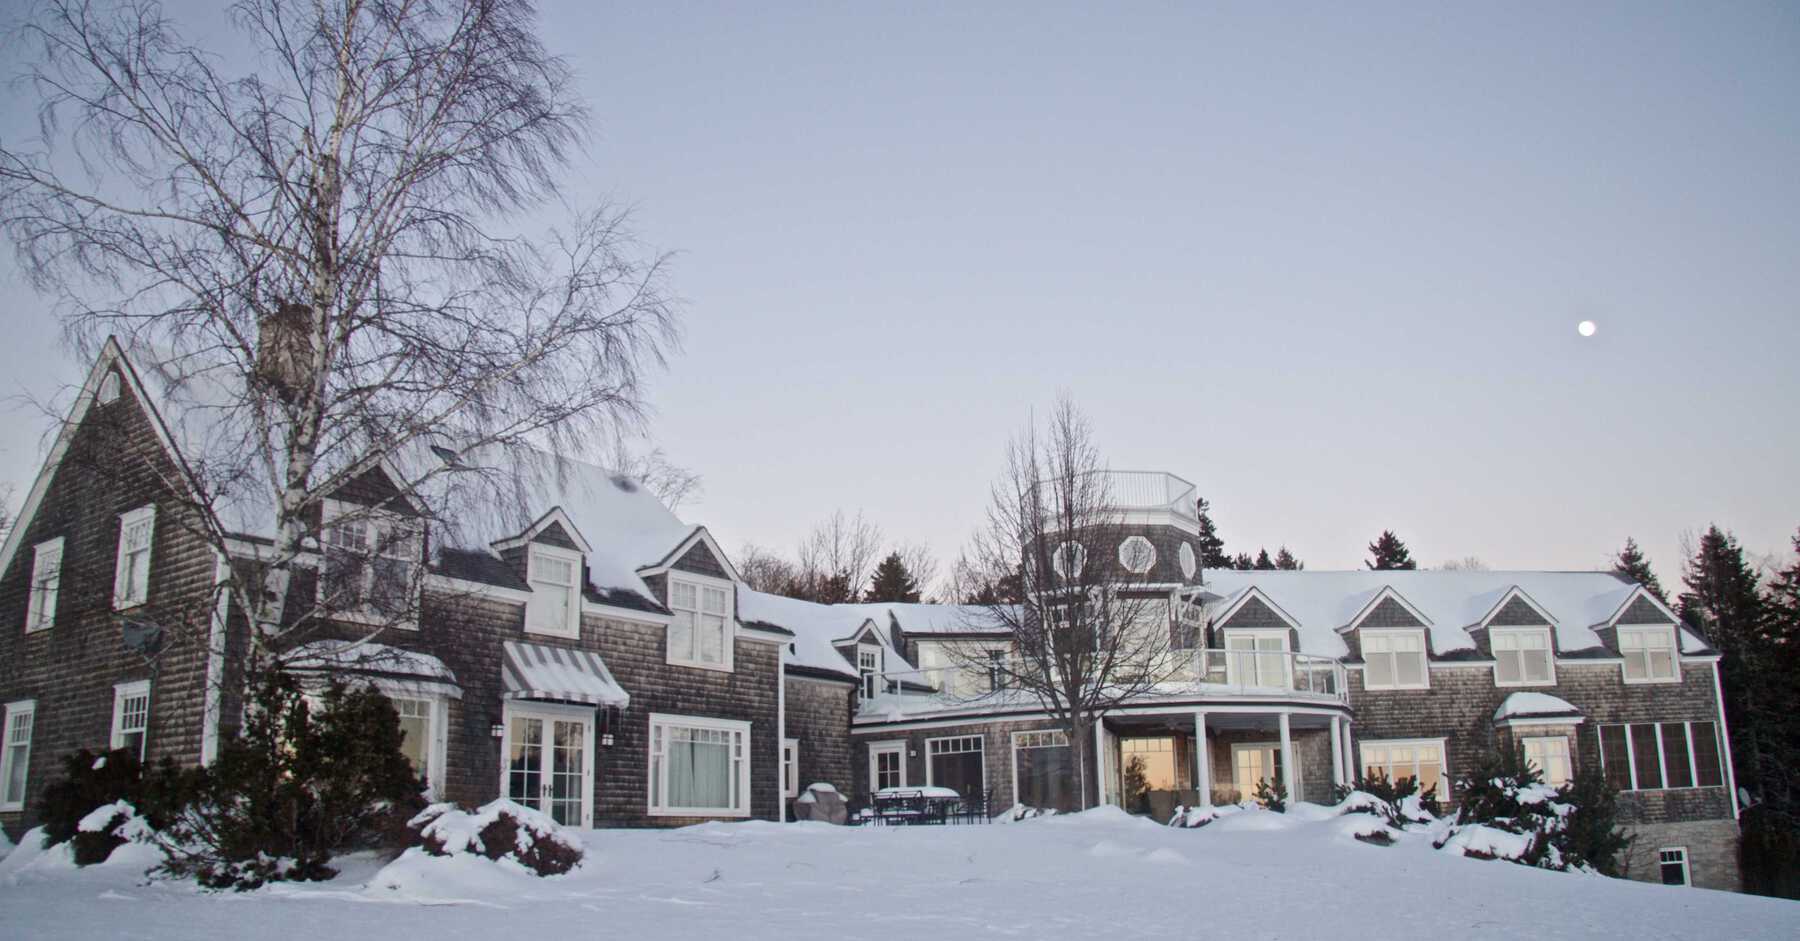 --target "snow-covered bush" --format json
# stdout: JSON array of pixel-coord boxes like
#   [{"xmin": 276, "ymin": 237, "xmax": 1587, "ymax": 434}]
[
  {"xmin": 1434, "ymin": 743, "xmax": 1628, "ymax": 875},
  {"xmin": 410, "ymin": 799, "xmax": 583, "ymax": 876},
  {"xmin": 1167, "ymin": 802, "xmax": 1250, "ymax": 828},
  {"xmin": 1251, "ymin": 777, "xmax": 1286, "ymax": 812},
  {"xmin": 996, "ymin": 805, "xmax": 1060, "ymax": 823},
  {"xmin": 157, "ymin": 671, "xmax": 426, "ymax": 890},
  {"xmin": 37, "ymin": 748, "xmax": 195, "ymax": 866},
  {"xmin": 1331, "ymin": 772, "xmax": 1439, "ymax": 830}
]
